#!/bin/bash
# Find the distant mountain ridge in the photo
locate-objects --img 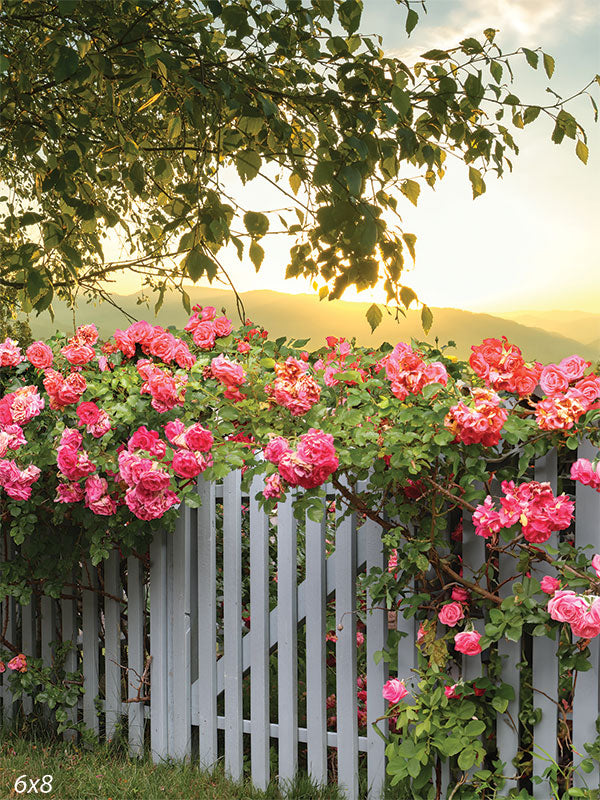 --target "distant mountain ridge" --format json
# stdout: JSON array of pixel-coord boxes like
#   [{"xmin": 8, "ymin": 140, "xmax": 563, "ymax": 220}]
[{"xmin": 23, "ymin": 288, "xmax": 600, "ymax": 363}]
